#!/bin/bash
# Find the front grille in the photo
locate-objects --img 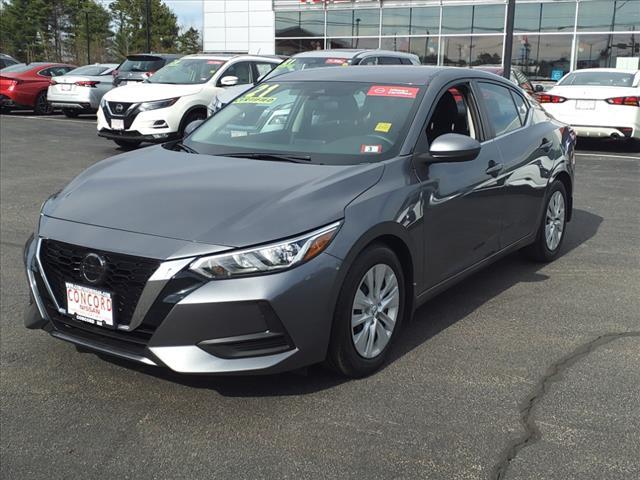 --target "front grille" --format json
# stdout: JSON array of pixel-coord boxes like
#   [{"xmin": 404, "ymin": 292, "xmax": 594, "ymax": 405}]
[
  {"xmin": 39, "ymin": 240, "xmax": 160, "ymax": 327},
  {"xmin": 107, "ymin": 101, "xmax": 134, "ymax": 115}
]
